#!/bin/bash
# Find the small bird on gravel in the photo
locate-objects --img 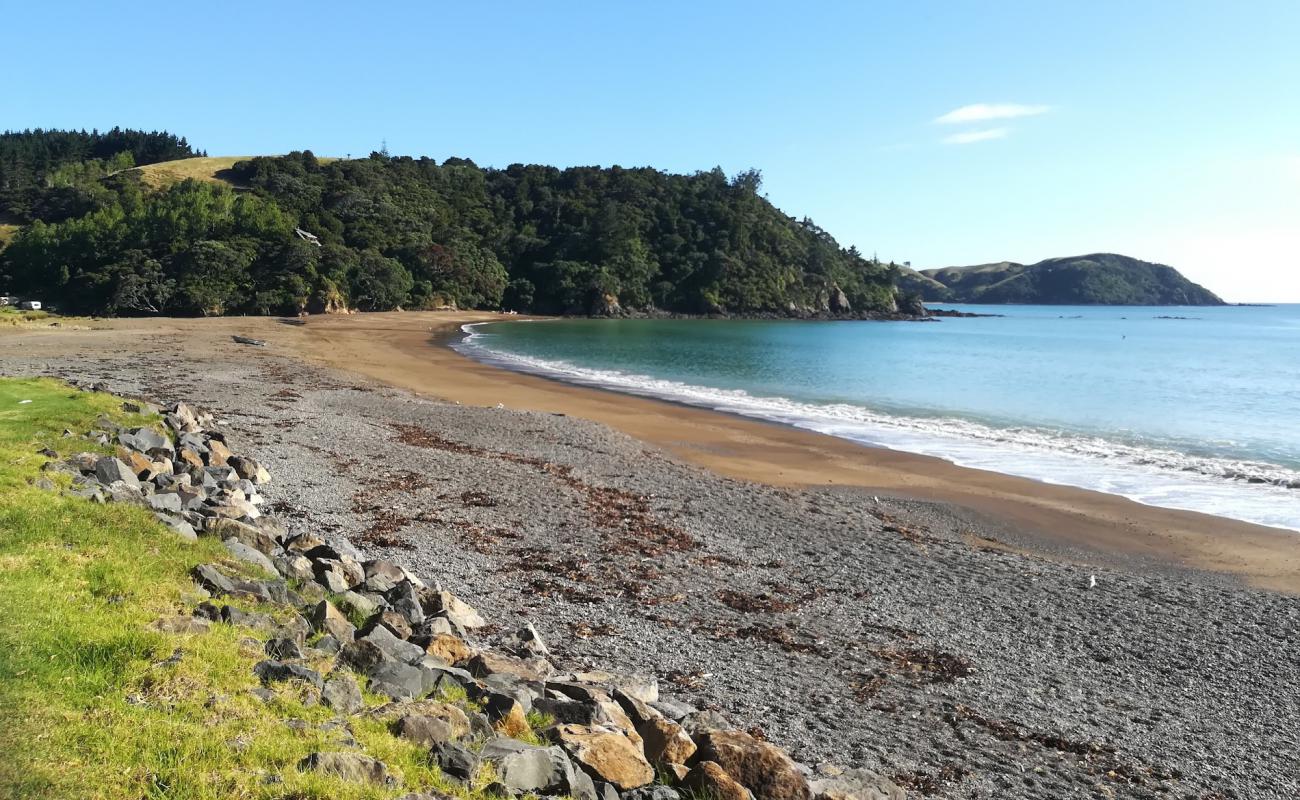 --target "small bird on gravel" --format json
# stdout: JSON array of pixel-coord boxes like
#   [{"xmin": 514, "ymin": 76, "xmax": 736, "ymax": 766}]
[{"xmin": 1088, "ymin": 574, "xmax": 1097, "ymax": 589}]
